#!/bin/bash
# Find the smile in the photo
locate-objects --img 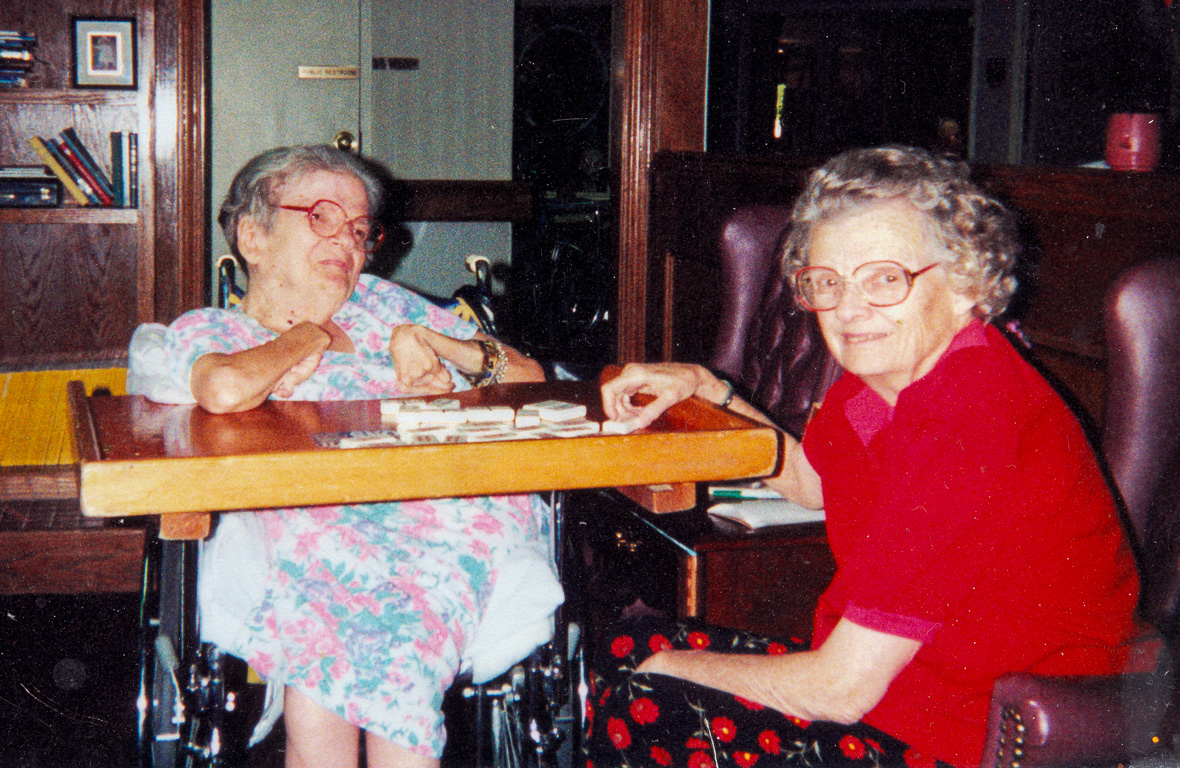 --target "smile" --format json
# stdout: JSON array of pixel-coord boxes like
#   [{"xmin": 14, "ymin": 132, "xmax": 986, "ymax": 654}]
[{"xmin": 842, "ymin": 331, "xmax": 890, "ymax": 345}]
